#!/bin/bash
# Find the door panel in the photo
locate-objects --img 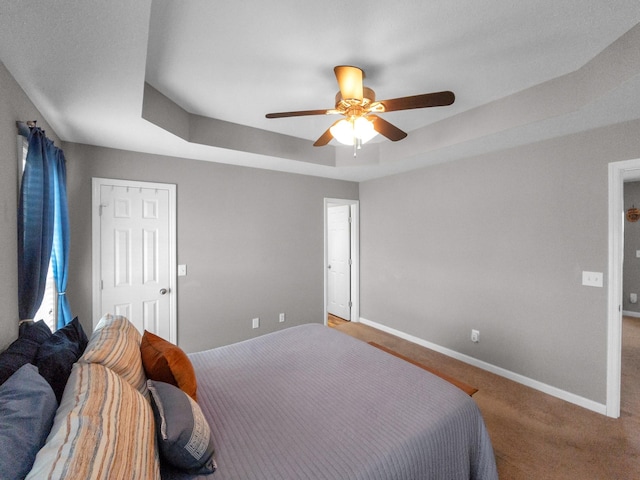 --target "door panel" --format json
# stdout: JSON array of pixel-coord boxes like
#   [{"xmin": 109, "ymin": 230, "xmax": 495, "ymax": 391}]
[
  {"xmin": 98, "ymin": 183, "xmax": 173, "ymax": 339},
  {"xmin": 327, "ymin": 204, "xmax": 351, "ymax": 320}
]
